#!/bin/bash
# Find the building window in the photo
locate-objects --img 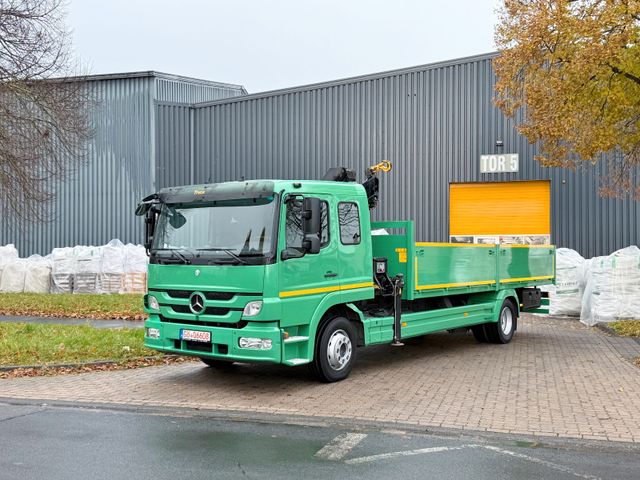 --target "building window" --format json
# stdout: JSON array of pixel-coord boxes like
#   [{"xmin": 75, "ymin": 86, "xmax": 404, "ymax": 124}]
[
  {"xmin": 338, "ymin": 202, "xmax": 361, "ymax": 245},
  {"xmin": 285, "ymin": 198, "xmax": 329, "ymax": 249}
]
